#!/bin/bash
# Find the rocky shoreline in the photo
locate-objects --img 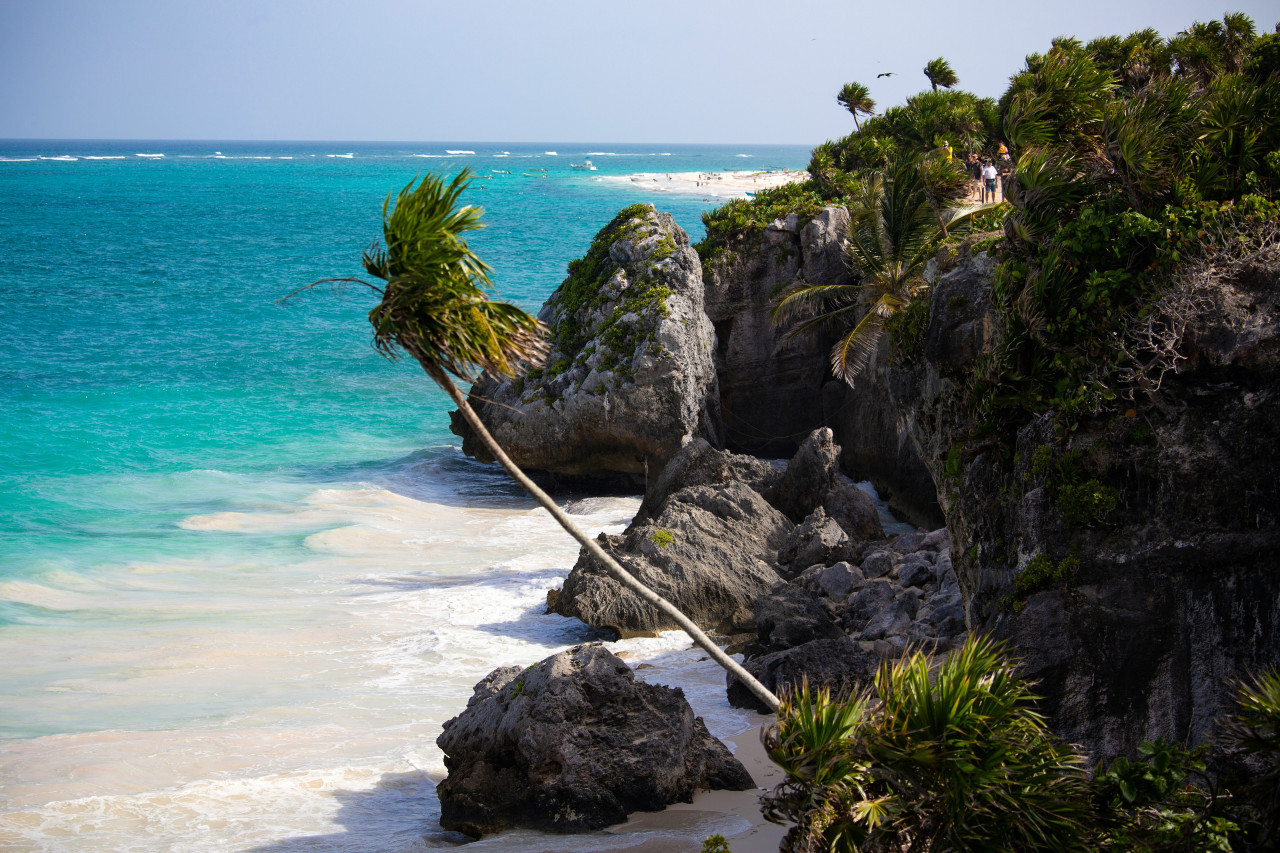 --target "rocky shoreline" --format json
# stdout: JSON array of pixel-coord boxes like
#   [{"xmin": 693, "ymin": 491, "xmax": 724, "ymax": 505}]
[{"xmin": 438, "ymin": 201, "xmax": 1280, "ymax": 837}]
